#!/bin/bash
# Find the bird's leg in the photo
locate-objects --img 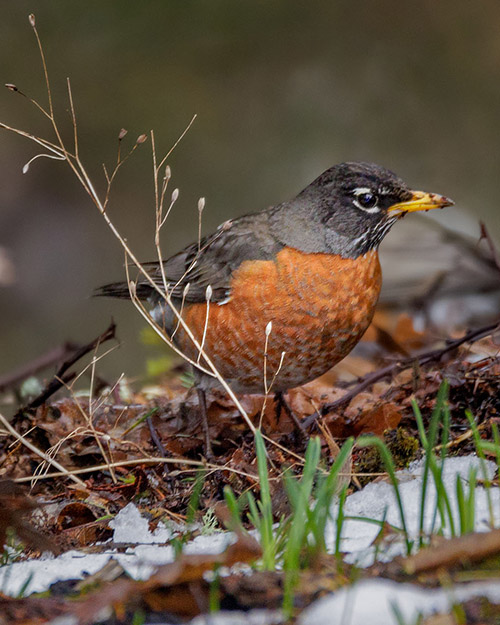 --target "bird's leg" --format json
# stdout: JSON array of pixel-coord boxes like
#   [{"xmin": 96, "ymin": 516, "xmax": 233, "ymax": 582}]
[
  {"xmin": 274, "ymin": 391, "xmax": 305, "ymax": 434},
  {"xmin": 197, "ymin": 386, "xmax": 213, "ymax": 460}
]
